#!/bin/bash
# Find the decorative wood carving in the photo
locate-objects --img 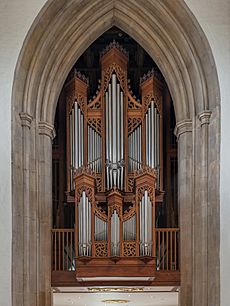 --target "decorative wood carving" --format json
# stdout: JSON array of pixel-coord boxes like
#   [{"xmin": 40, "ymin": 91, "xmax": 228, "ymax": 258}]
[
  {"xmin": 123, "ymin": 241, "xmax": 137, "ymax": 257},
  {"xmin": 95, "ymin": 241, "xmax": 108, "ymax": 257}
]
